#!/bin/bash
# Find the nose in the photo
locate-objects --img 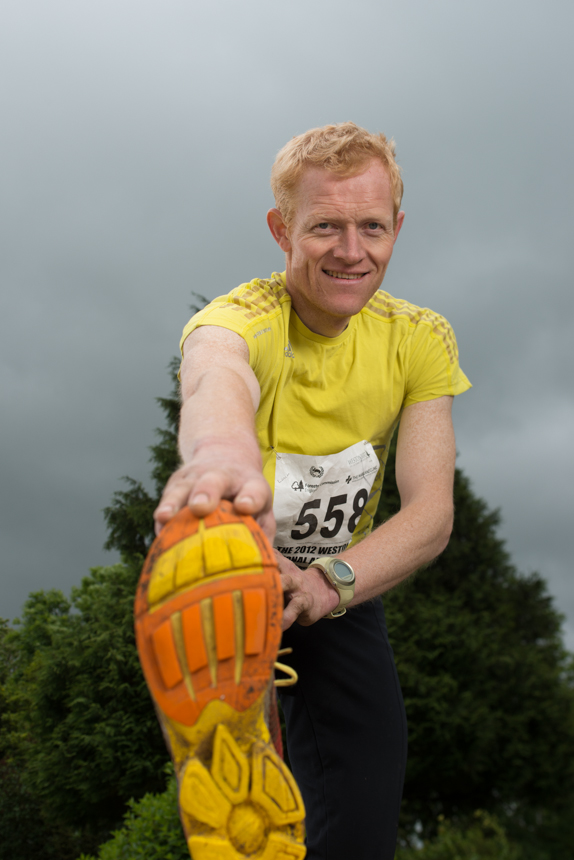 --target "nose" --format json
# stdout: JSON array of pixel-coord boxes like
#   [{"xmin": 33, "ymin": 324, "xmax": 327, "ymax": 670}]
[{"xmin": 333, "ymin": 226, "xmax": 364, "ymax": 265}]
